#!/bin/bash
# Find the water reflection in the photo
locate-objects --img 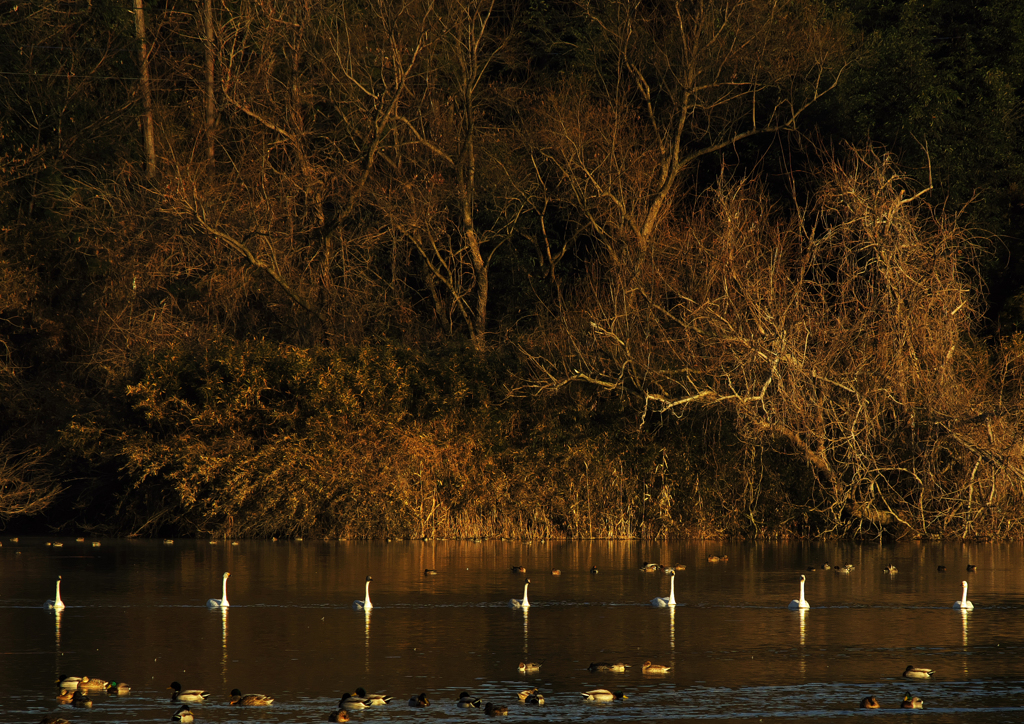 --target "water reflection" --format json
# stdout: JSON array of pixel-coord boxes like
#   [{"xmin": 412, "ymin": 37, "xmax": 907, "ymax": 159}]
[{"xmin": 219, "ymin": 606, "xmax": 228, "ymax": 683}]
